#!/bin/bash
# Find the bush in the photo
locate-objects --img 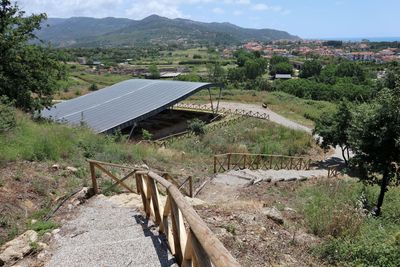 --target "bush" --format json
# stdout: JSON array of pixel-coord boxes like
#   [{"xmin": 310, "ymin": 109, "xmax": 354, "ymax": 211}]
[
  {"xmin": 88, "ymin": 83, "xmax": 98, "ymax": 91},
  {"xmin": 187, "ymin": 118, "xmax": 206, "ymax": 136},
  {"xmin": 142, "ymin": 129, "xmax": 153, "ymax": 140},
  {"xmin": 0, "ymin": 97, "xmax": 16, "ymax": 133}
]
